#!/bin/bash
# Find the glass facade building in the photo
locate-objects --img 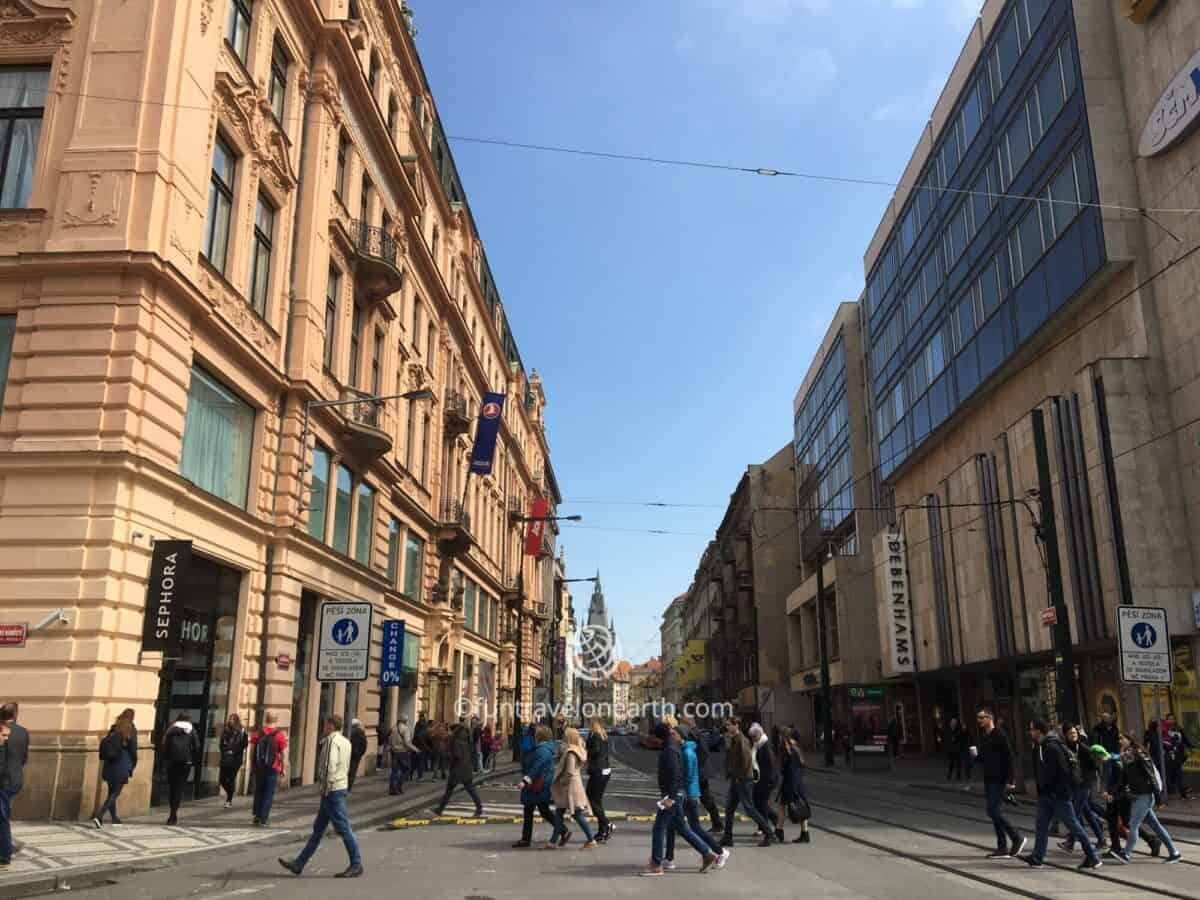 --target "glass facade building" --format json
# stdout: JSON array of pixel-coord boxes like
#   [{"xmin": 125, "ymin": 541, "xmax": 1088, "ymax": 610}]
[
  {"xmin": 863, "ymin": 0, "xmax": 1105, "ymax": 478},
  {"xmin": 793, "ymin": 335, "xmax": 854, "ymax": 548}
]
